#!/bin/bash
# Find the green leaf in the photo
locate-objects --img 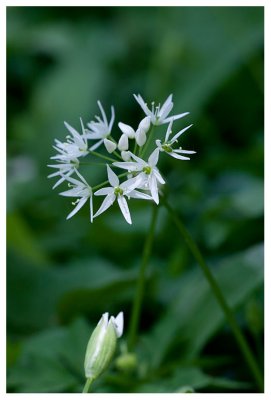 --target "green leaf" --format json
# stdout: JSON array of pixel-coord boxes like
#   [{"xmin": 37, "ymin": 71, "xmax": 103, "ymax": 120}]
[{"xmin": 143, "ymin": 244, "xmax": 263, "ymax": 369}]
